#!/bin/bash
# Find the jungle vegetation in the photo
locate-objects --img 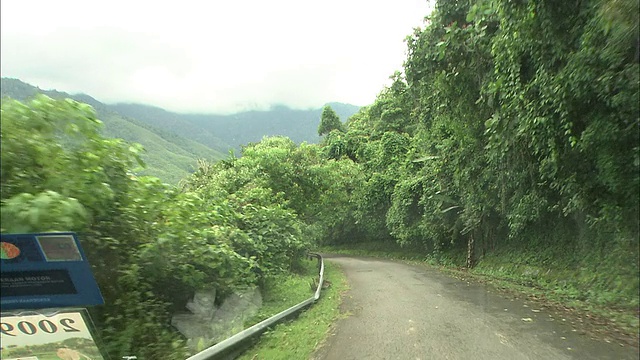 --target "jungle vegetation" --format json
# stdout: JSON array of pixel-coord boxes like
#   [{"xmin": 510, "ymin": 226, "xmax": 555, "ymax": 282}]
[{"xmin": 1, "ymin": 0, "xmax": 637, "ymax": 358}]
